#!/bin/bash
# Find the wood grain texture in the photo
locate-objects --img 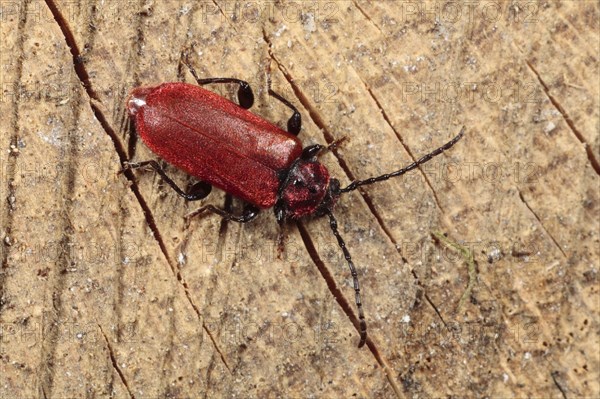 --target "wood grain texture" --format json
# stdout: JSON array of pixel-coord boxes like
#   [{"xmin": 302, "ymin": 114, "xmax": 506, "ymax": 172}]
[{"xmin": 0, "ymin": 1, "xmax": 598, "ymax": 398}]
